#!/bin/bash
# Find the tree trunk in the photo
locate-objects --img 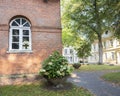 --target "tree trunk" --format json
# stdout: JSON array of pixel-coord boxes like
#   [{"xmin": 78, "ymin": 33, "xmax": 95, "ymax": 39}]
[
  {"xmin": 94, "ymin": 0, "xmax": 103, "ymax": 64},
  {"xmin": 98, "ymin": 35, "xmax": 103, "ymax": 64}
]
